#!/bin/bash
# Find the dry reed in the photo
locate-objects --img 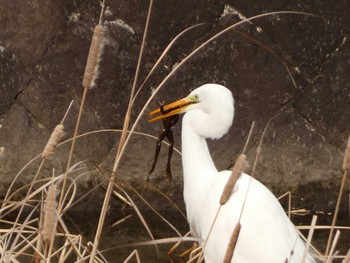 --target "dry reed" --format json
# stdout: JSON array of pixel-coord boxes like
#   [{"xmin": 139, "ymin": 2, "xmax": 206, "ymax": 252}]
[
  {"xmin": 167, "ymin": 231, "xmax": 191, "ymax": 255},
  {"xmin": 187, "ymin": 246, "xmax": 204, "ymax": 263},
  {"xmin": 0, "ymin": 168, "xmax": 108, "ymax": 262},
  {"xmin": 326, "ymin": 230, "xmax": 341, "ymax": 263},
  {"xmin": 88, "ymin": 0, "xmax": 154, "ymax": 261},
  {"xmin": 301, "ymin": 215, "xmax": 317, "ymax": 263},
  {"xmin": 220, "ymin": 154, "xmax": 246, "ymax": 205},
  {"xmin": 58, "ymin": 0, "xmax": 106, "ymax": 228},
  {"xmin": 344, "ymin": 248, "xmax": 350, "ymax": 263},
  {"xmin": 343, "ymin": 135, "xmax": 350, "ymax": 171},
  {"xmin": 277, "ymin": 191, "xmax": 292, "ymax": 218},
  {"xmin": 123, "ymin": 249, "xmax": 141, "ymax": 263},
  {"xmin": 325, "ymin": 133, "xmax": 350, "ymax": 259},
  {"xmin": 2, "ymin": 5, "xmax": 350, "ymax": 263},
  {"xmin": 3, "ymin": 116, "xmax": 66, "ymax": 261},
  {"xmin": 111, "ymin": 214, "xmax": 132, "ymax": 228}
]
